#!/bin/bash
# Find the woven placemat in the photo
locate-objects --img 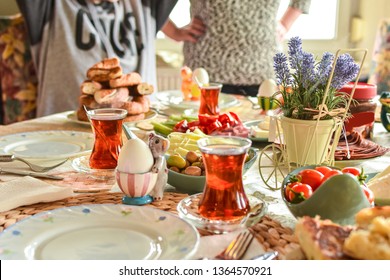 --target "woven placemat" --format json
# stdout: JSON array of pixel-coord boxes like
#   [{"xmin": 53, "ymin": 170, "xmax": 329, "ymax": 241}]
[{"xmin": 0, "ymin": 191, "xmax": 302, "ymax": 259}]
